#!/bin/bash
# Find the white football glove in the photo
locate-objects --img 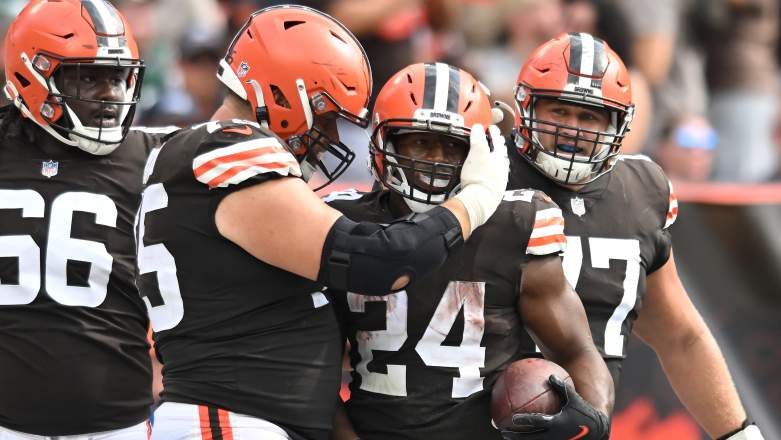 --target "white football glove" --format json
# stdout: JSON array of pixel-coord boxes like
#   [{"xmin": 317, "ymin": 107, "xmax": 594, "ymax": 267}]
[
  {"xmin": 453, "ymin": 123, "xmax": 509, "ymax": 235},
  {"xmin": 722, "ymin": 424, "xmax": 764, "ymax": 440}
]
